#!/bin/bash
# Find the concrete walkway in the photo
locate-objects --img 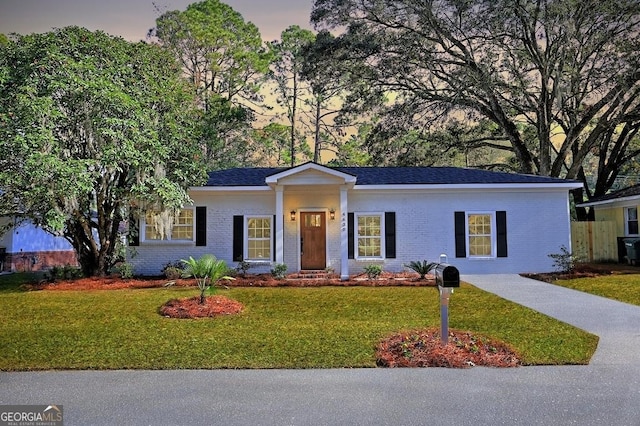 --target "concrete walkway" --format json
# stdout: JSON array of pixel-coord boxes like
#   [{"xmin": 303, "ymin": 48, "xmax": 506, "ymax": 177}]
[
  {"xmin": 1, "ymin": 275, "xmax": 639, "ymax": 425},
  {"xmin": 462, "ymin": 274, "xmax": 640, "ymax": 366}
]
